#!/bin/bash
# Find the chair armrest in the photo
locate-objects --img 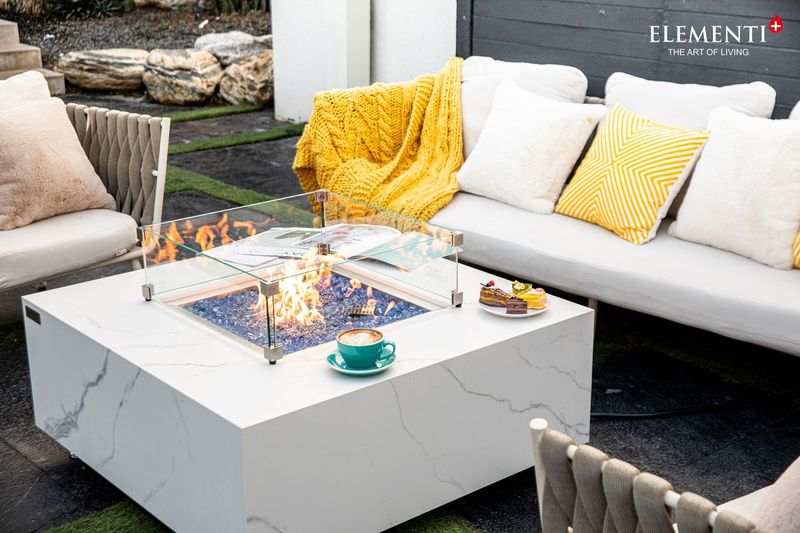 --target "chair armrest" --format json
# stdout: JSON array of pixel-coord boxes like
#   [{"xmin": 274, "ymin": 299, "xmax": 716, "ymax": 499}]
[{"xmin": 66, "ymin": 103, "xmax": 171, "ymax": 227}]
